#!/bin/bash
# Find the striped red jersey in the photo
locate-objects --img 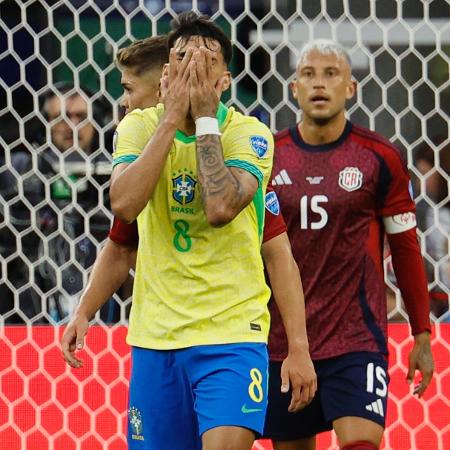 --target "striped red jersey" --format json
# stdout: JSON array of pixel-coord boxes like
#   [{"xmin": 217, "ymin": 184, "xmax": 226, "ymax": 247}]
[{"xmin": 268, "ymin": 121, "xmax": 416, "ymax": 361}]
